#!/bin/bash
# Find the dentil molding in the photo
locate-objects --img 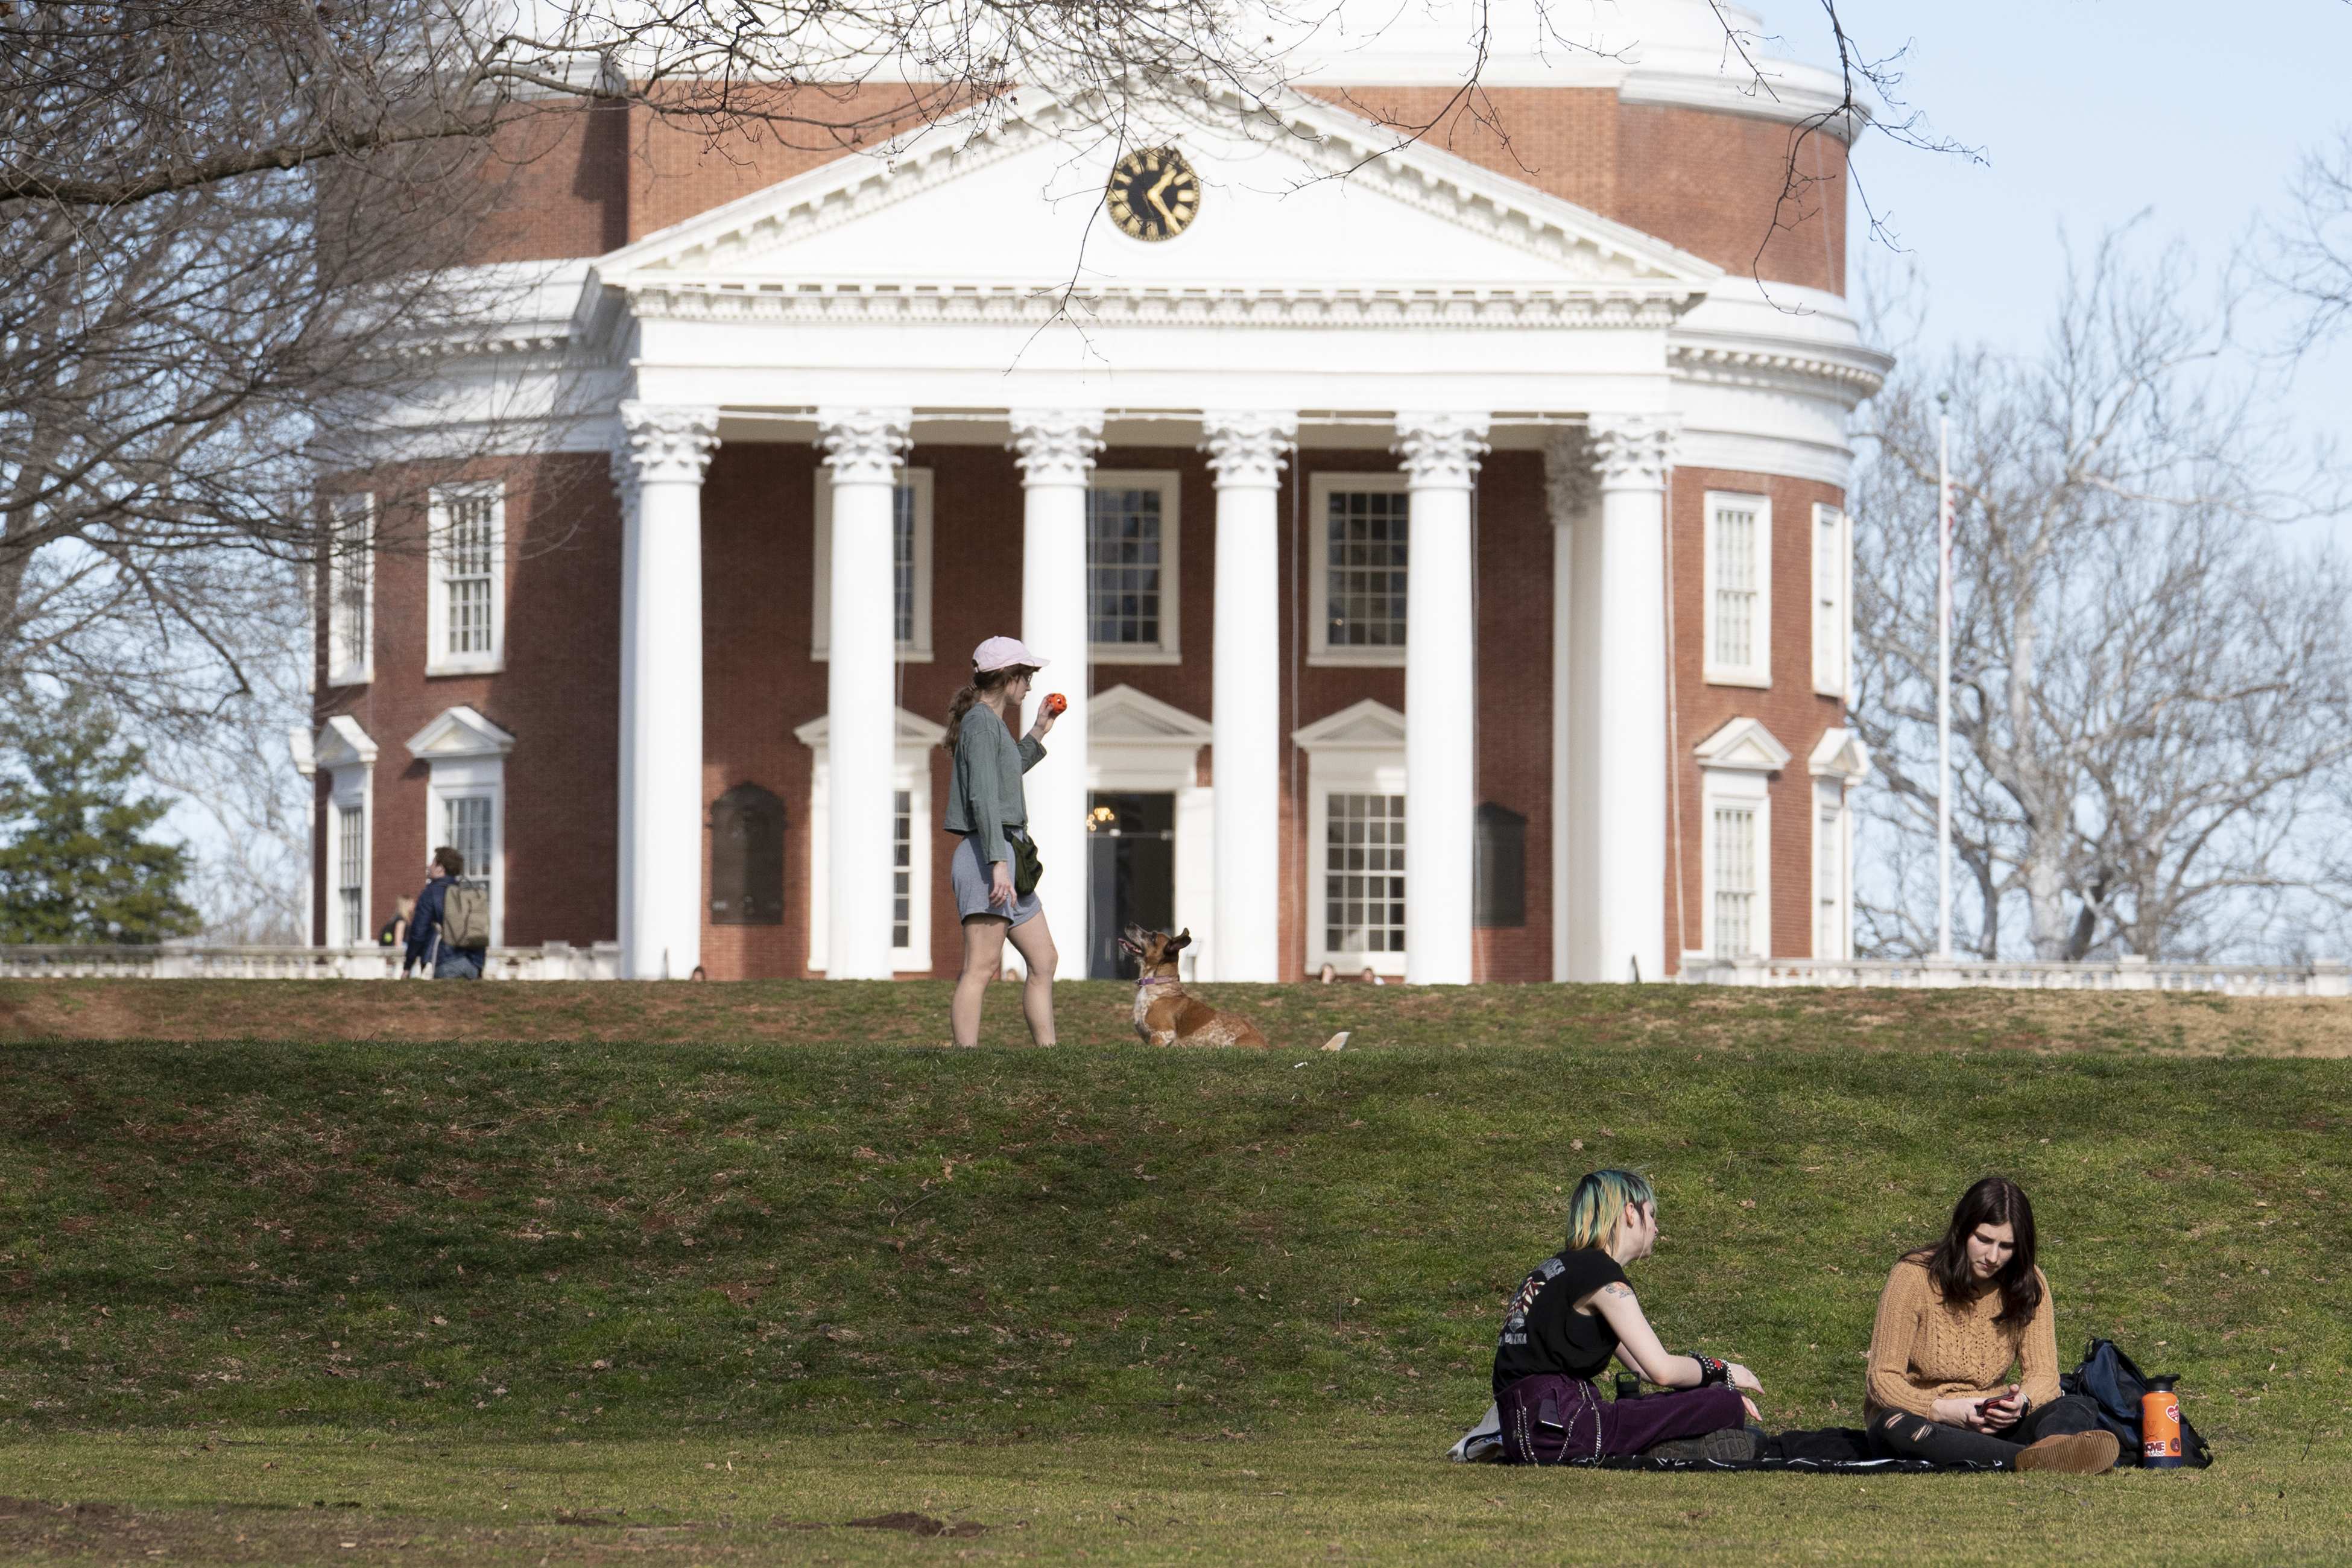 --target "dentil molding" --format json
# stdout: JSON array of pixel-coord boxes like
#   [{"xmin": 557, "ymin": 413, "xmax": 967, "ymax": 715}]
[
  {"xmin": 1007, "ymin": 411, "xmax": 1105, "ymax": 487},
  {"xmin": 816, "ymin": 408, "xmax": 914, "ymax": 484},
  {"xmin": 1199, "ymin": 412, "xmax": 1297, "ymax": 488},
  {"xmin": 1393, "ymin": 414, "xmax": 1491, "ymax": 489},
  {"xmin": 1591, "ymin": 416, "xmax": 1678, "ymax": 491},
  {"xmin": 616, "ymin": 402, "xmax": 721, "ymax": 485}
]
